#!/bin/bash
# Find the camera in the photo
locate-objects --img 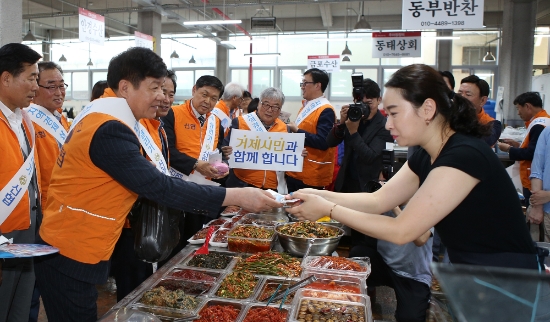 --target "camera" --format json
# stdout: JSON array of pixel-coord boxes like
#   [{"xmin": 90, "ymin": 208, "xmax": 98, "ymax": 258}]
[
  {"xmin": 381, "ymin": 149, "xmax": 395, "ymax": 180},
  {"xmin": 347, "ymin": 72, "xmax": 369, "ymax": 122}
]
